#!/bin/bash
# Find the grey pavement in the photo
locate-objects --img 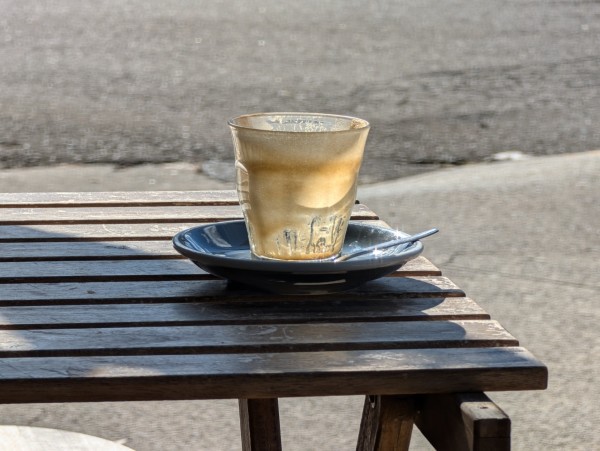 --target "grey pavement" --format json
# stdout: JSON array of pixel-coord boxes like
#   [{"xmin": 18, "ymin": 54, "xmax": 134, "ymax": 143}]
[{"xmin": 0, "ymin": 150, "xmax": 598, "ymax": 450}]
